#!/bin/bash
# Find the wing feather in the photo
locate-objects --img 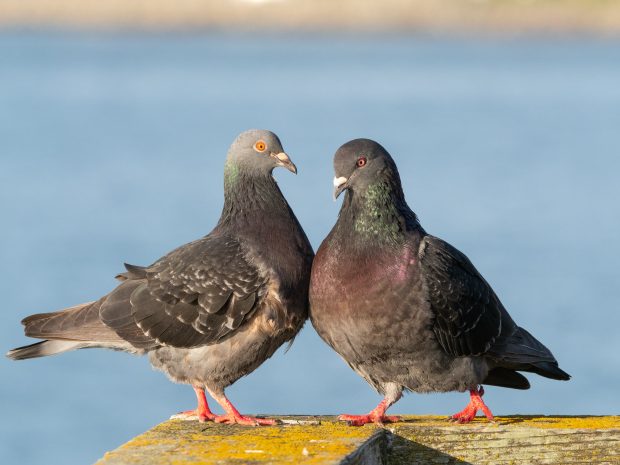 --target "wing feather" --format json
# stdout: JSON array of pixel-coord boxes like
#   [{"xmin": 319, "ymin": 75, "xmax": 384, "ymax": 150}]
[
  {"xmin": 100, "ymin": 235, "xmax": 268, "ymax": 349},
  {"xmin": 420, "ymin": 236, "xmax": 502, "ymax": 357}
]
